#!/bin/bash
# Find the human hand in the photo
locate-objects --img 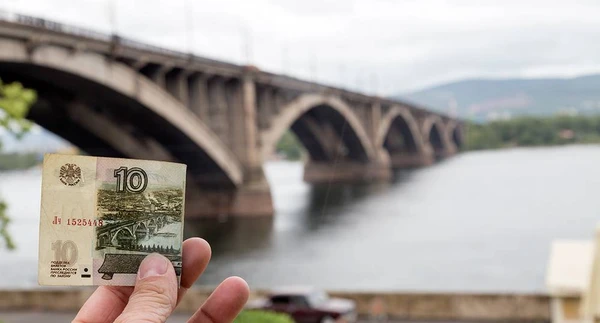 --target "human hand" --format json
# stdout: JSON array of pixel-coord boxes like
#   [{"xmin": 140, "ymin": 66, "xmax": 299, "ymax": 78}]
[{"xmin": 73, "ymin": 238, "xmax": 250, "ymax": 323}]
